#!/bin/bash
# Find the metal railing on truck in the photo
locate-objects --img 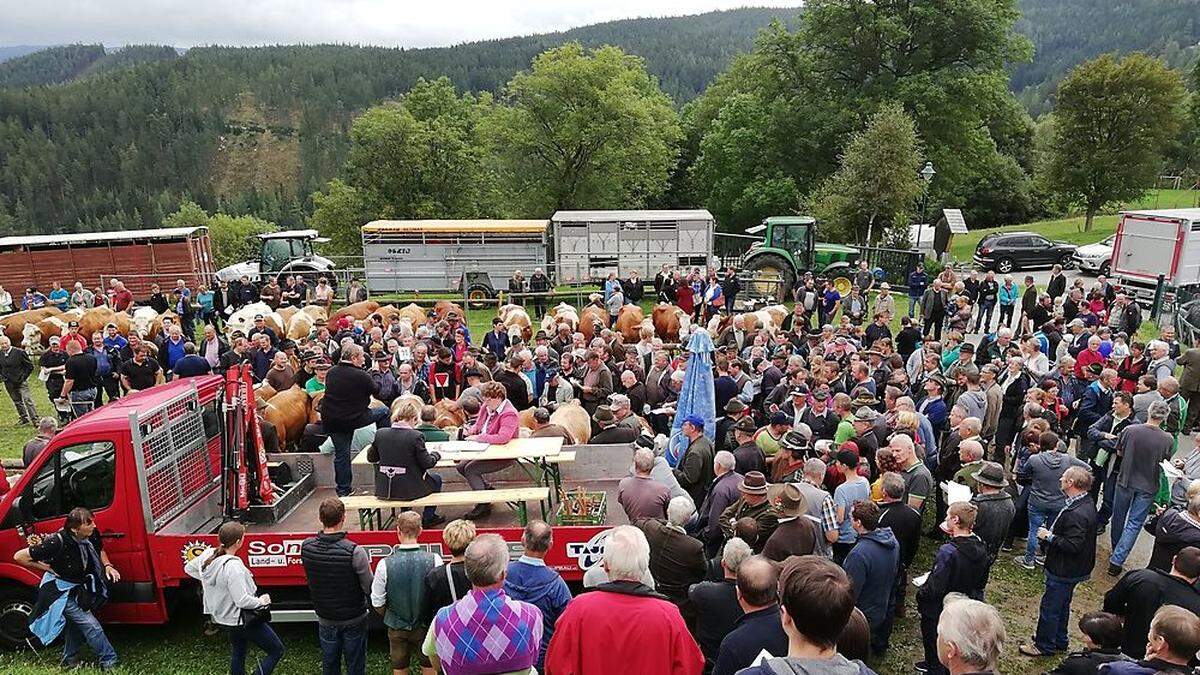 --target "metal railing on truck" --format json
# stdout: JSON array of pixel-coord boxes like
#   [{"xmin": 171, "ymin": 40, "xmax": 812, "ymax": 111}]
[{"xmin": 130, "ymin": 385, "xmax": 218, "ymax": 532}]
